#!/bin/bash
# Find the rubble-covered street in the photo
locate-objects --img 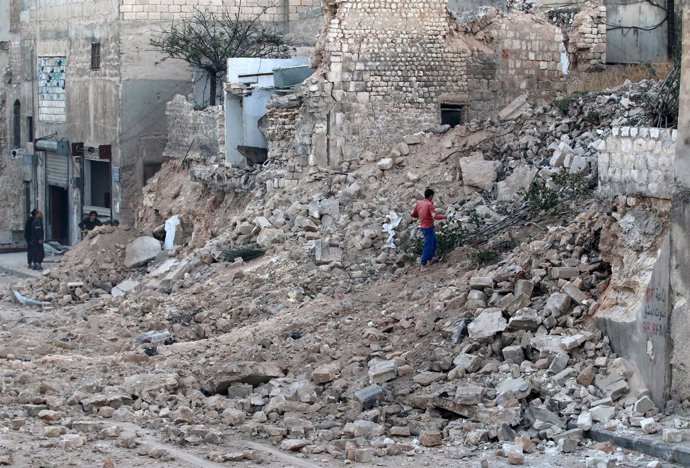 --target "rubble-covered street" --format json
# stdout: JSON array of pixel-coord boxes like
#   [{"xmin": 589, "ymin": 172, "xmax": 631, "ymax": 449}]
[
  {"xmin": 1, "ymin": 0, "xmax": 688, "ymax": 466},
  {"xmin": 1, "ymin": 72, "xmax": 688, "ymax": 467}
]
